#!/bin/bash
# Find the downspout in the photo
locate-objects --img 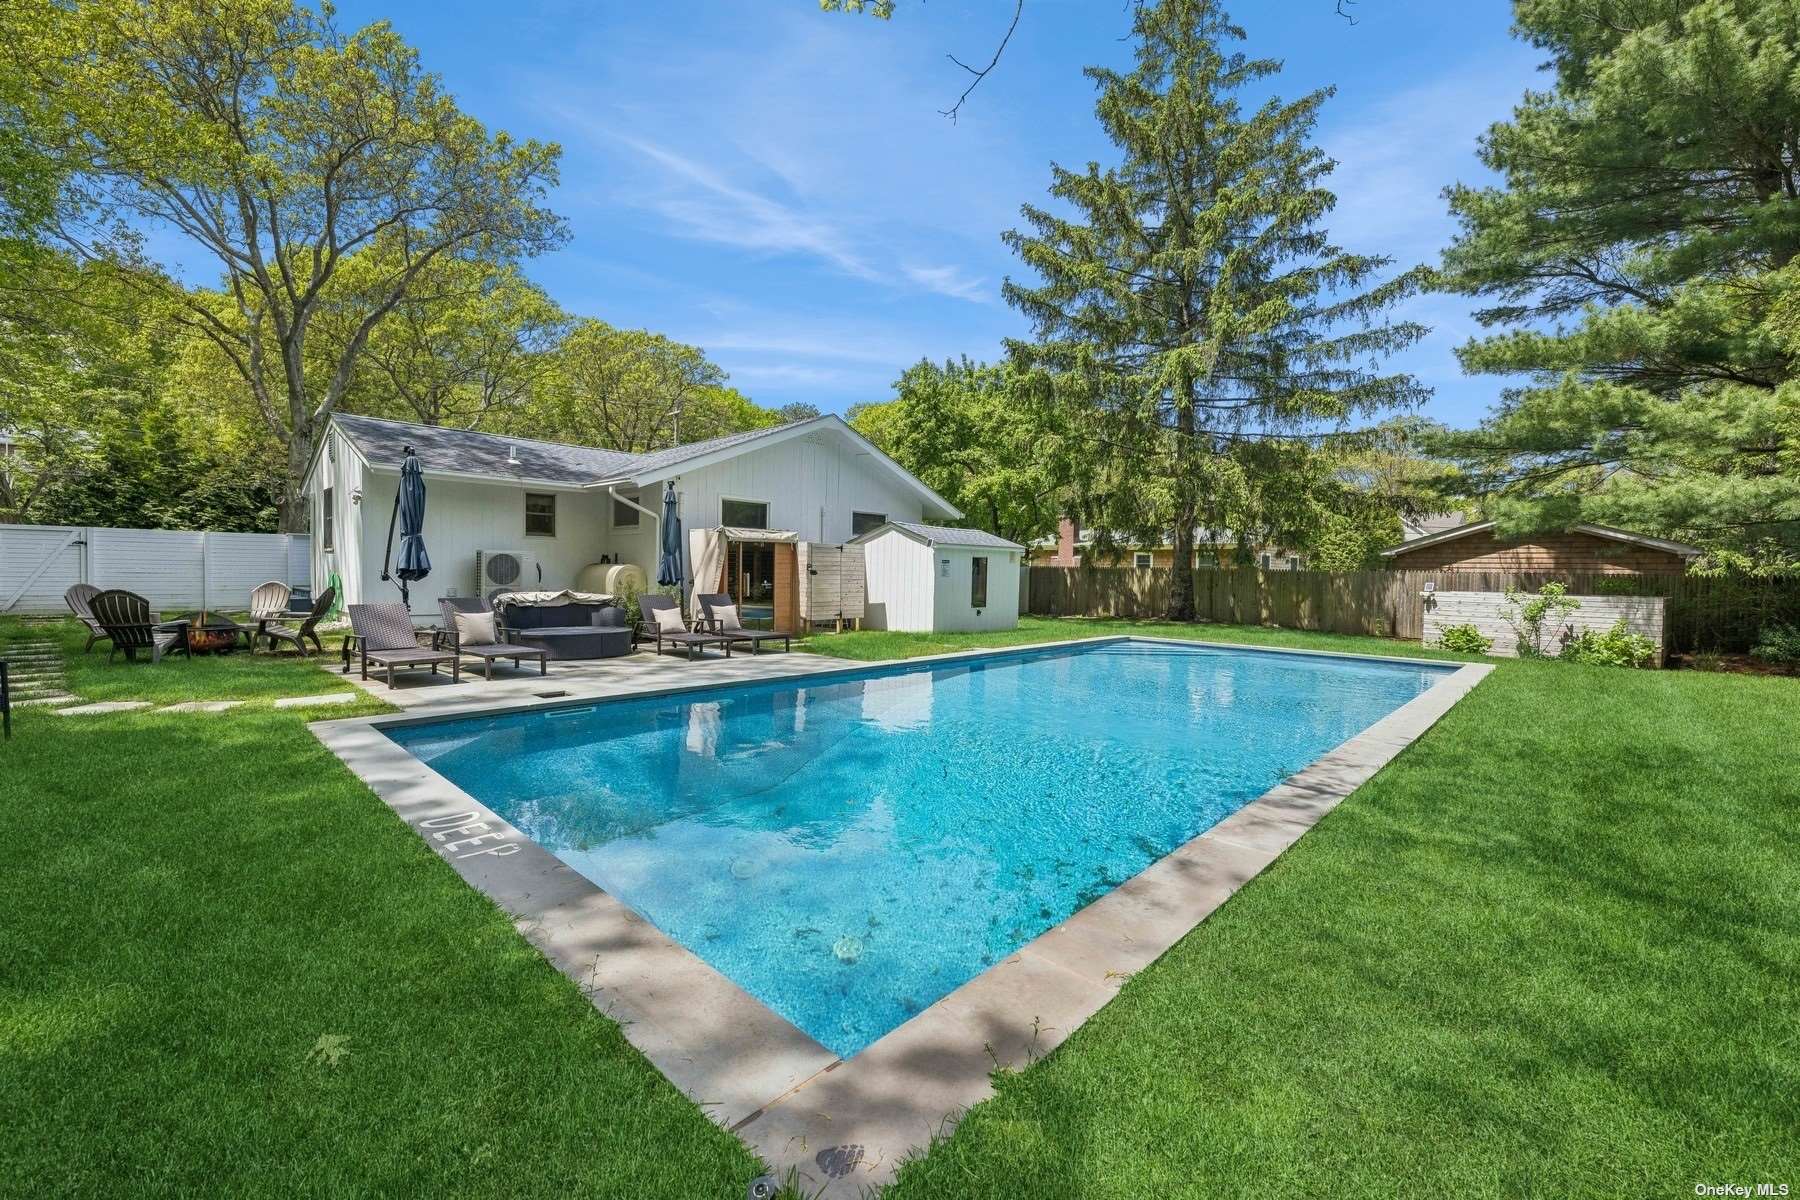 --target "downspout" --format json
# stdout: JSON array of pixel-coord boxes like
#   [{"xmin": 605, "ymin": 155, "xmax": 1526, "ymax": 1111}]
[{"xmin": 592, "ymin": 480, "xmax": 666, "ymax": 574}]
